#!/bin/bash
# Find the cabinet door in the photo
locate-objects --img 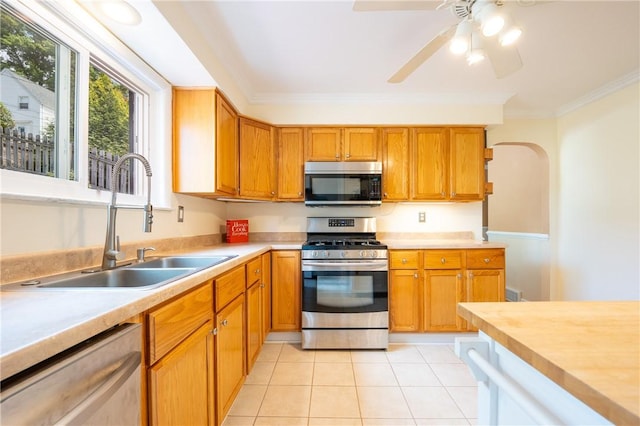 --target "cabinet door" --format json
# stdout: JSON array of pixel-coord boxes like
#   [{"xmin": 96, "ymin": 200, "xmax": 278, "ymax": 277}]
[
  {"xmin": 381, "ymin": 128, "xmax": 410, "ymax": 201},
  {"xmin": 215, "ymin": 92, "xmax": 239, "ymax": 196},
  {"xmin": 411, "ymin": 128, "xmax": 448, "ymax": 200},
  {"xmin": 467, "ymin": 269, "xmax": 505, "ymax": 302},
  {"xmin": 260, "ymin": 252, "xmax": 272, "ymax": 341},
  {"xmin": 277, "ymin": 128, "xmax": 304, "ymax": 200},
  {"xmin": 305, "ymin": 128, "xmax": 342, "ymax": 161},
  {"xmin": 172, "ymin": 88, "xmax": 216, "ymax": 193},
  {"xmin": 389, "ymin": 269, "xmax": 422, "ymax": 332},
  {"xmin": 424, "ymin": 270, "xmax": 466, "ymax": 331},
  {"xmin": 449, "ymin": 127, "xmax": 485, "ymax": 201},
  {"xmin": 271, "ymin": 250, "xmax": 301, "ymax": 331},
  {"xmin": 216, "ymin": 294, "xmax": 245, "ymax": 422},
  {"xmin": 149, "ymin": 321, "xmax": 214, "ymax": 426},
  {"xmin": 239, "ymin": 118, "xmax": 276, "ymax": 200},
  {"xmin": 246, "ymin": 282, "xmax": 262, "ymax": 372},
  {"xmin": 343, "ymin": 128, "xmax": 379, "ymax": 161}
]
